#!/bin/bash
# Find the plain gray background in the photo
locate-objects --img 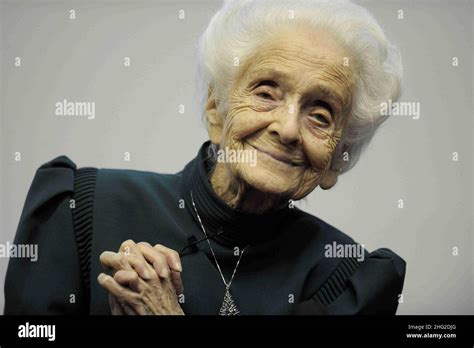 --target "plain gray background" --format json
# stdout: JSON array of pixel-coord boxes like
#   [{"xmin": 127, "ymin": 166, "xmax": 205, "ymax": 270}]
[{"xmin": 0, "ymin": 0, "xmax": 472, "ymax": 314}]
